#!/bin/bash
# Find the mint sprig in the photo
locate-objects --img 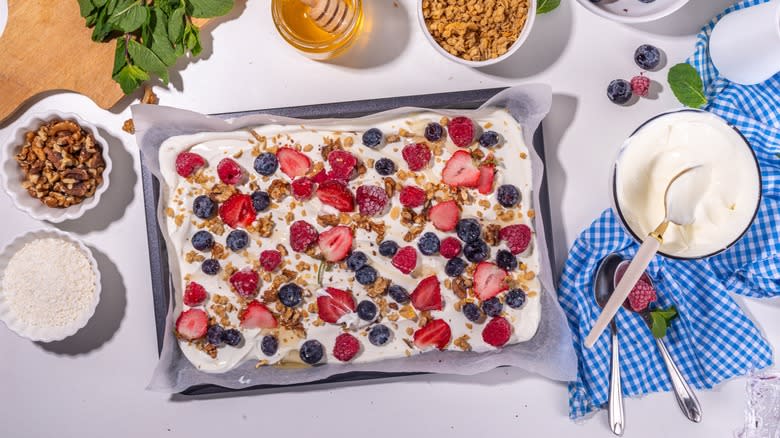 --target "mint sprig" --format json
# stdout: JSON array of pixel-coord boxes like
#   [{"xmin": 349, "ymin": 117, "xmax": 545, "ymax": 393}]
[
  {"xmin": 78, "ymin": 0, "xmax": 234, "ymax": 94},
  {"xmin": 537, "ymin": 0, "xmax": 561, "ymax": 14},
  {"xmin": 649, "ymin": 305, "xmax": 678, "ymax": 339},
  {"xmin": 667, "ymin": 63, "xmax": 708, "ymax": 108}
]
